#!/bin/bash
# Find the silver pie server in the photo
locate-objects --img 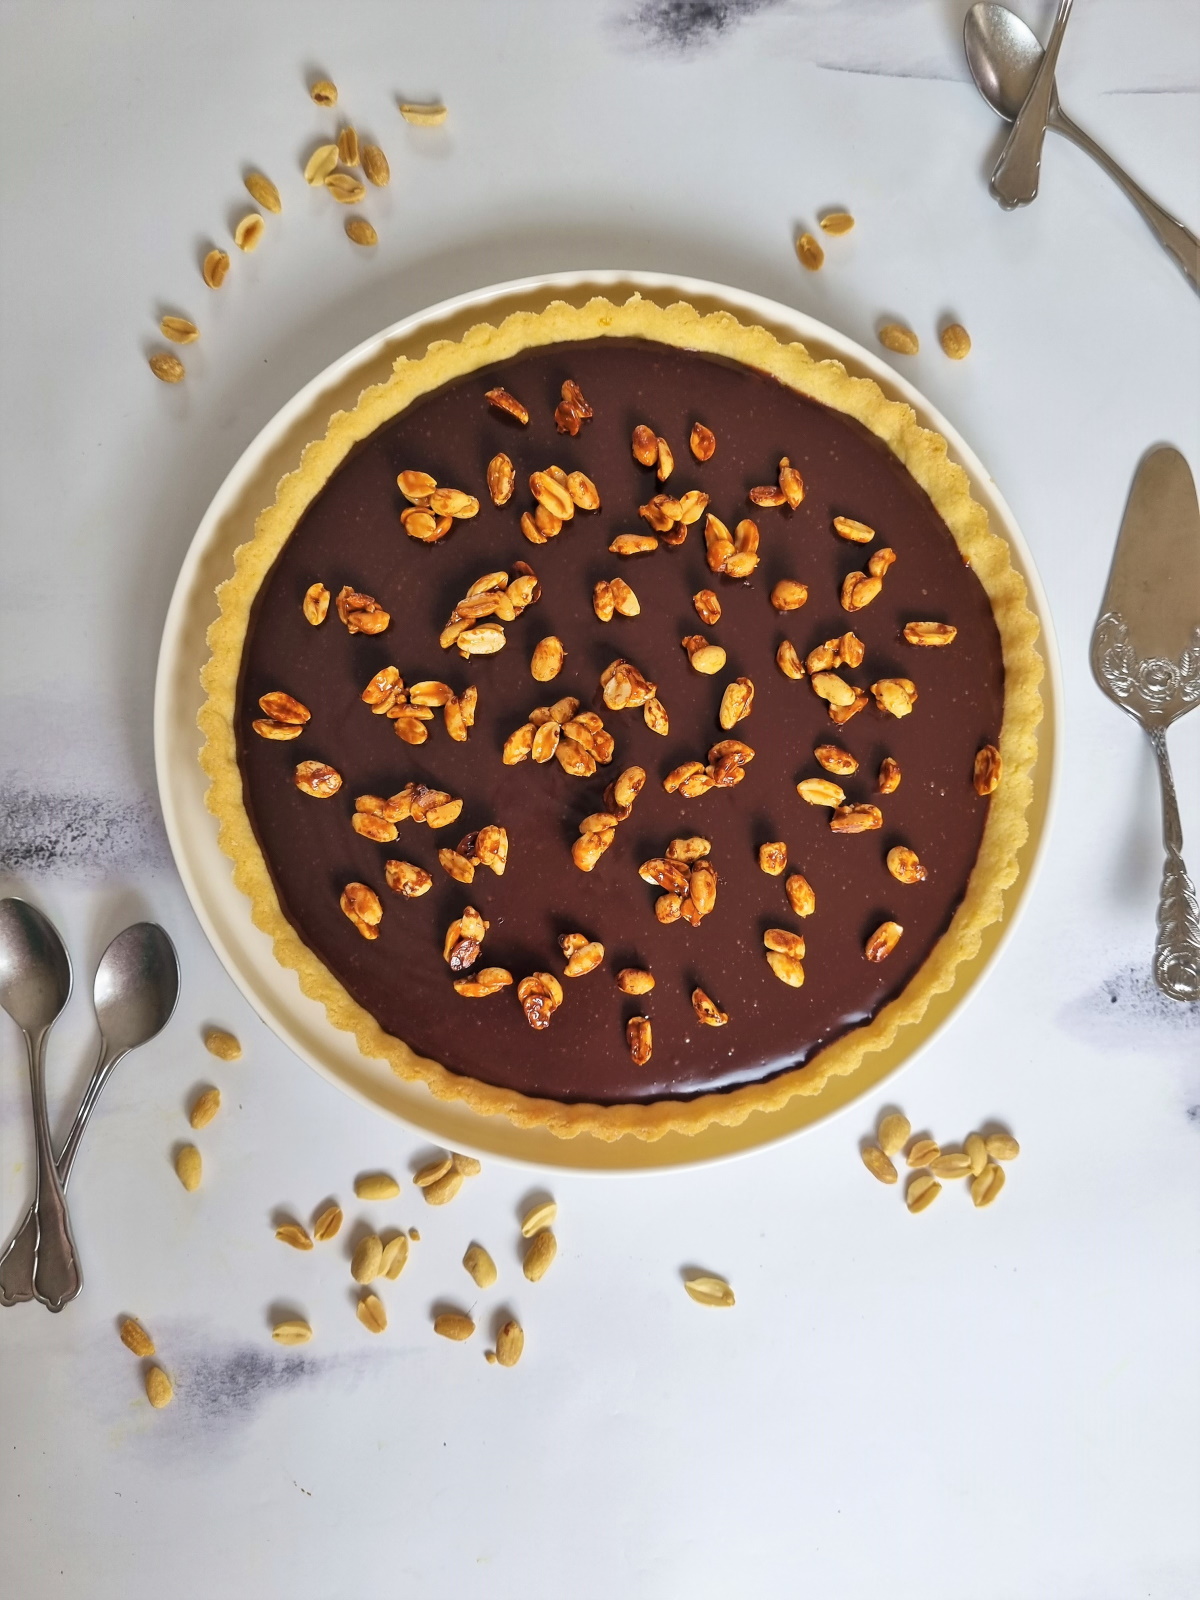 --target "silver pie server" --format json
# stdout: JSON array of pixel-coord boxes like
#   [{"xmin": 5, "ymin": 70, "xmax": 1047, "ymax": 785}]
[
  {"xmin": 0, "ymin": 922, "xmax": 179, "ymax": 1308},
  {"xmin": 965, "ymin": 3, "xmax": 1200, "ymax": 292},
  {"xmin": 0, "ymin": 898, "xmax": 78, "ymax": 1310},
  {"xmin": 1091, "ymin": 447, "xmax": 1200, "ymax": 1002}
]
